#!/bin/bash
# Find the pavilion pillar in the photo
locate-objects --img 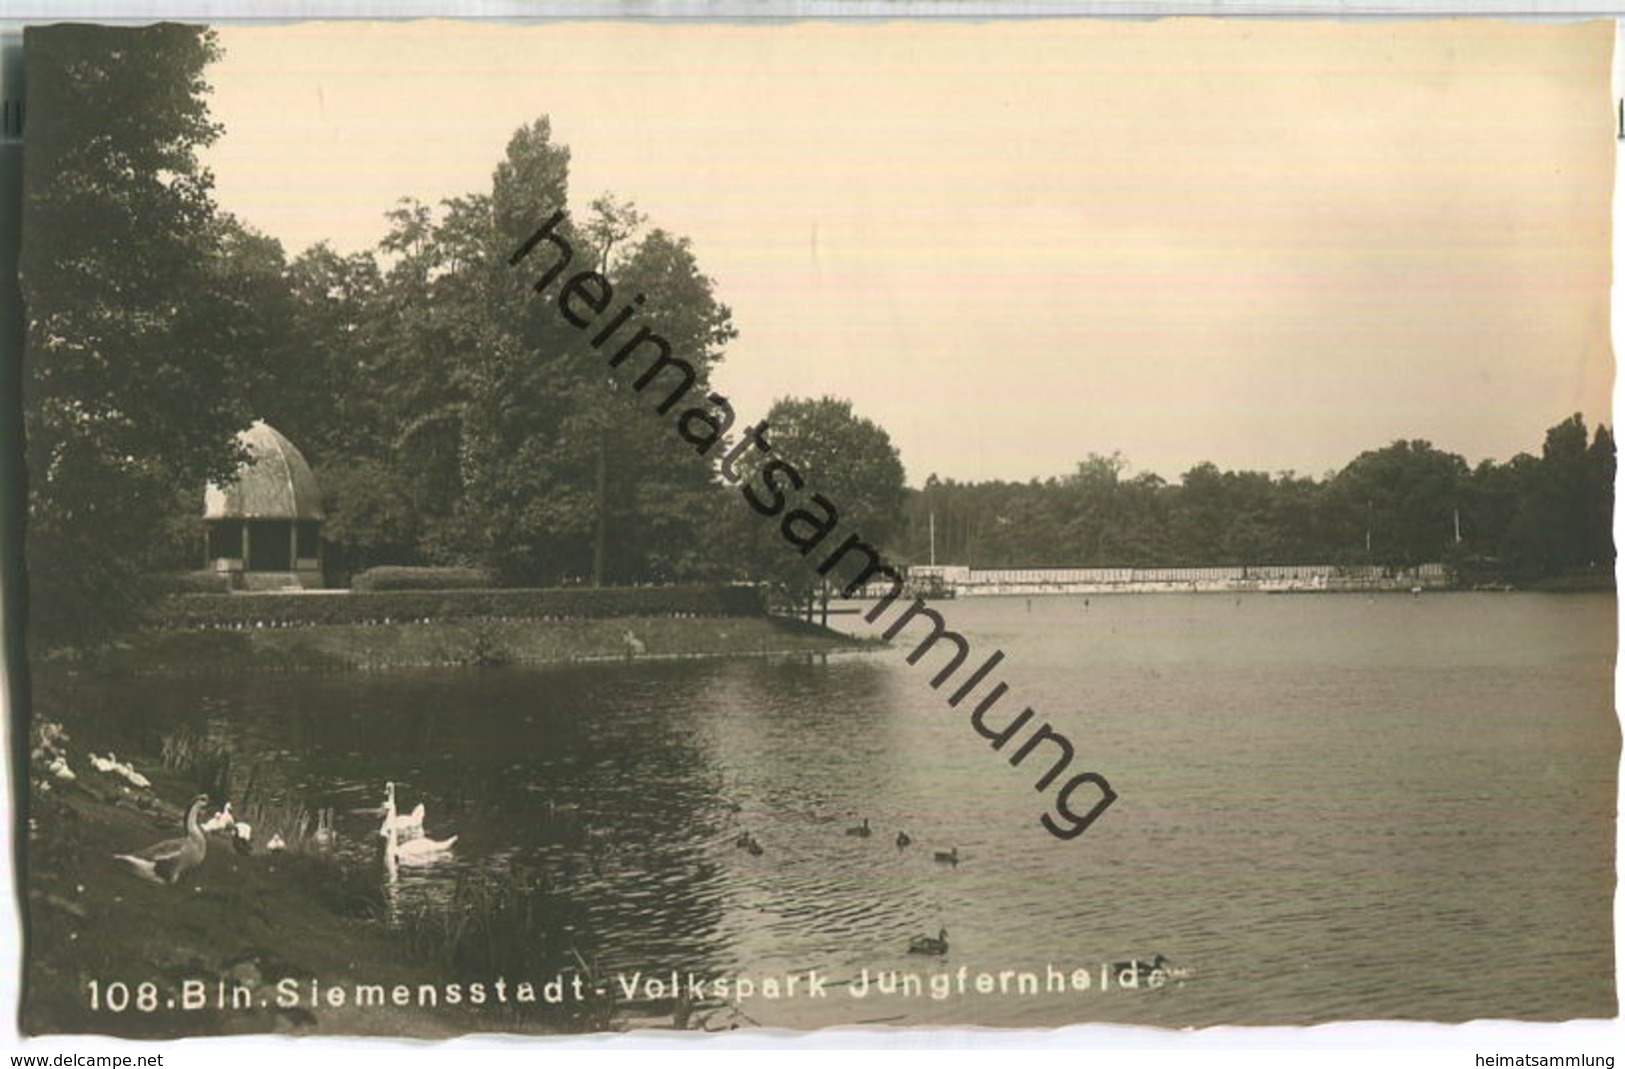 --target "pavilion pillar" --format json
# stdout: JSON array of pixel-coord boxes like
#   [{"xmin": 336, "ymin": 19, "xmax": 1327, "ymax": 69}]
[
  {"xmin": 241, "ymin": 522, "xmax": 251, "ymax": 571},
  {"xmin": 288, "ymin": 522, "xmax": 298, "ymax": 571}
]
